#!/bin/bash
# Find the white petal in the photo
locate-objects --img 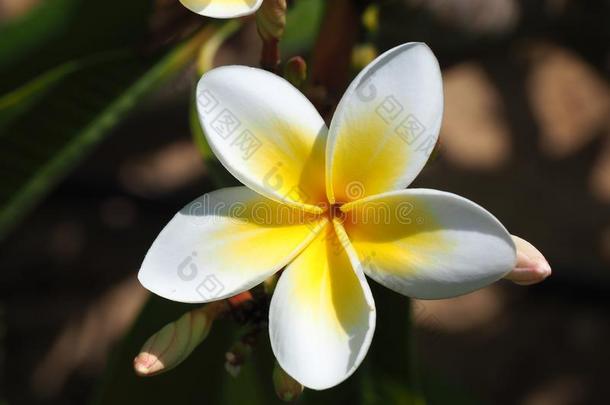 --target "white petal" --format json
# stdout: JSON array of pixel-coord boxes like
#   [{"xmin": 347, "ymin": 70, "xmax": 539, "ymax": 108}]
[
  {"xmin": 342, "ymin": 189, "xmax": 516, "ymax": 299},
  {"xmin": 180, "ymin": 0, "xmax": 263, "ymax": 19},
  {"xmin": 196, "ymin": 66, "xmax": 327, "ymax": 213},
  {"xmin": 139, "ymin": 186, "xmax": 325, "ymax": 303},
  {"xmin": 326, "ymin": 42, "xmax": 444, "ymax": 203},
  {"xmin": 269, "ymin": 220, "xmax": 376, "ymax": 390}
]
